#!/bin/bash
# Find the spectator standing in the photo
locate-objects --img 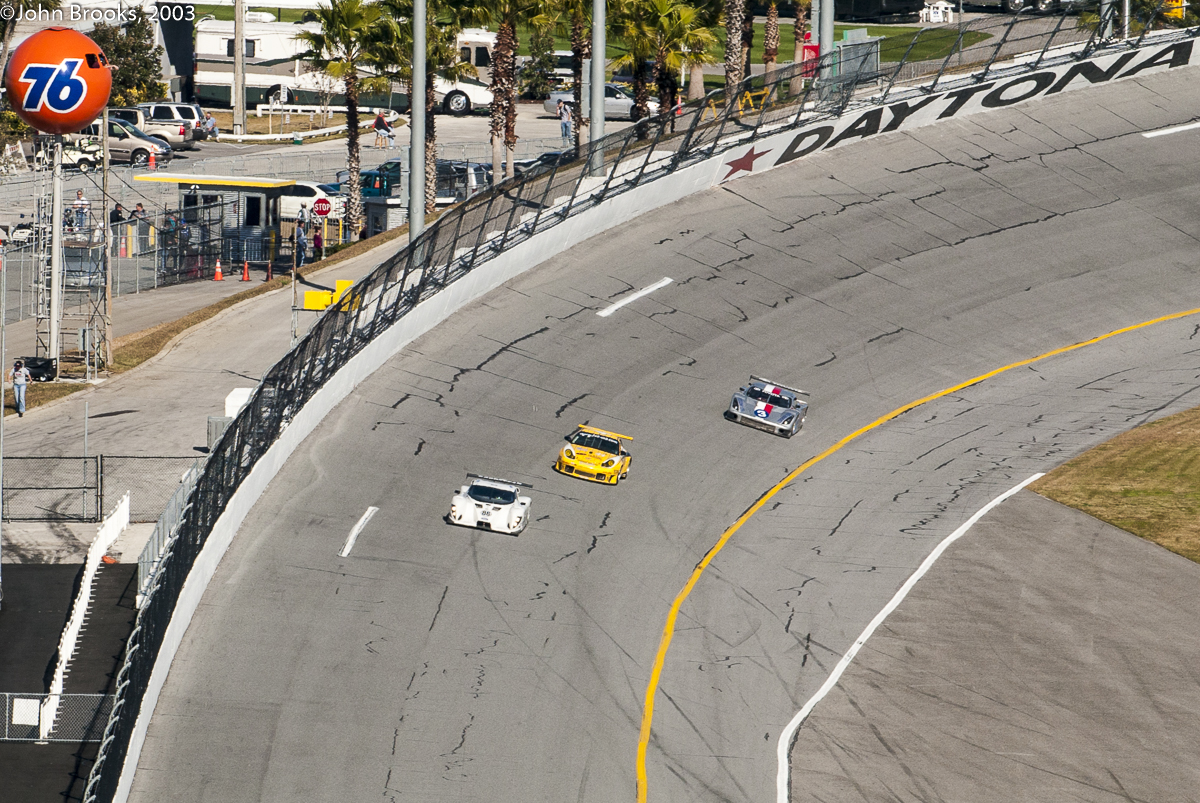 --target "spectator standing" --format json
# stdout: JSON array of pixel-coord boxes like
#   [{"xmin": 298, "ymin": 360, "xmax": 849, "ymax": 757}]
[
  {"xmin": 312, "ymin": 227, "xmax": 323, "ymax": 261},
  {"xmin": 296, "ymin": 225, "xmax": 307, "ymax": 268},
  {"xmin": 8, "ymin": 360, "xmax": 31, "ymax": 417},
  {"xmin": 72, "ymin": 189, "xmax": 90, "ymax": 229},
  {"xmin": 109, "ymin": 203, "xmax": 125, "ymax": 256},
  {"xmin": 557, "ymin": 100, "xmax": 572, "ymax": 147},
  {"xmin": 132, "ymin": 203, "xmax": 150, "ymax": 253},
  {"xmin": 373, "ymin": 110, "xmax": 395, "ymax": 148},
  {"xmin": 297, "ymin": 202, "xmax": 309, "ymax": 229}
]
